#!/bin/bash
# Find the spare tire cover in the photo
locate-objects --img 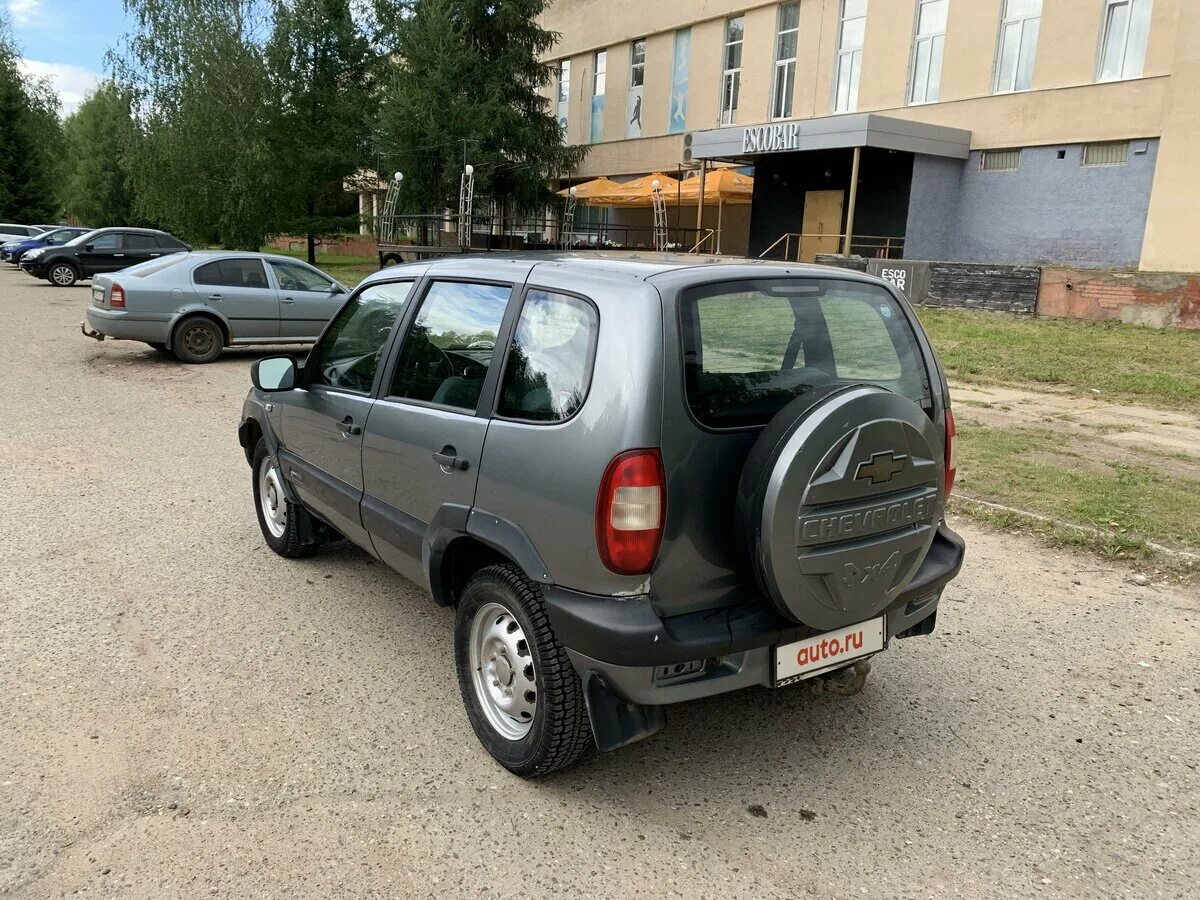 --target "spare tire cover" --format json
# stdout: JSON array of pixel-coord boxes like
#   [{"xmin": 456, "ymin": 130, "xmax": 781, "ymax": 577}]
[{"xmin": 737, "ymin": 385, "xmax": 943, "ymax": 630}]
